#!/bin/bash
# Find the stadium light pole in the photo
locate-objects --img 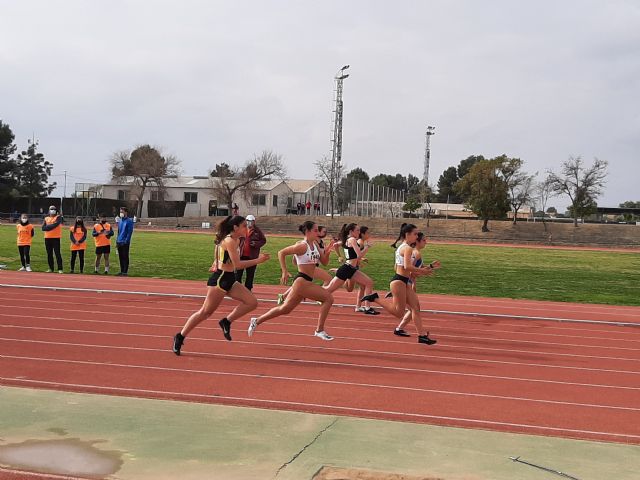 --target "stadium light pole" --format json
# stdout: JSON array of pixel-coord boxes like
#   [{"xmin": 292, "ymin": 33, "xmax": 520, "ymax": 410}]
[{"xmin": 330, "ymin": 65, "xmax": 349, "ymax": 217}]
